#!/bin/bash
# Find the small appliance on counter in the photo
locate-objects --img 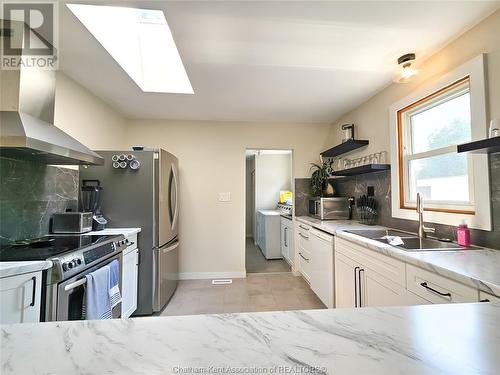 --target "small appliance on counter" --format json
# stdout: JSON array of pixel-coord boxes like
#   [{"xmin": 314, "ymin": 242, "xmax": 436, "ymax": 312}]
[
  {"xmin": 309, "ymin": 197, "xmax": 350, "ymax": 220},
  {"xmin": 81, "ymin": 179, "xmax": 108, "ymax": 231},
  {"xmin": 52, "ymin": 212, "xmax": 93, "ymax": 234}
]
